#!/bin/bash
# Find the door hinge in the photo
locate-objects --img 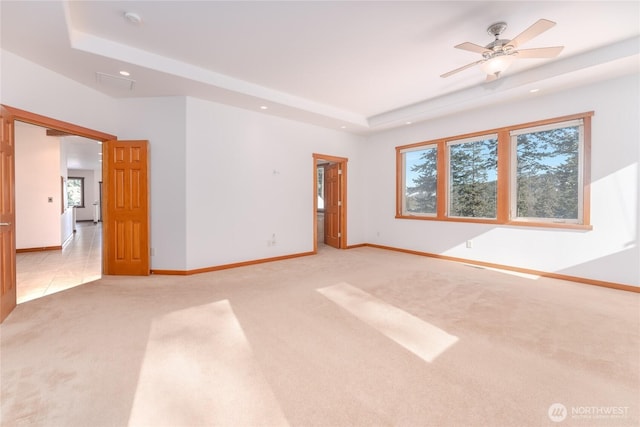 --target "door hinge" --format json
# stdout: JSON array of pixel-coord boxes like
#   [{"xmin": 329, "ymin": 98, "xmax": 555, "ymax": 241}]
[
  {"xmin": 338, "ymin": 200, "xmax": 342, "ymax": 207},
  {"xmin": 338, "ymin": 232, "xmax": 341, "ymax": 237},
  {"xmin": 338, "ymin": 169, "xmax": 342, "ymax": 175}
]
